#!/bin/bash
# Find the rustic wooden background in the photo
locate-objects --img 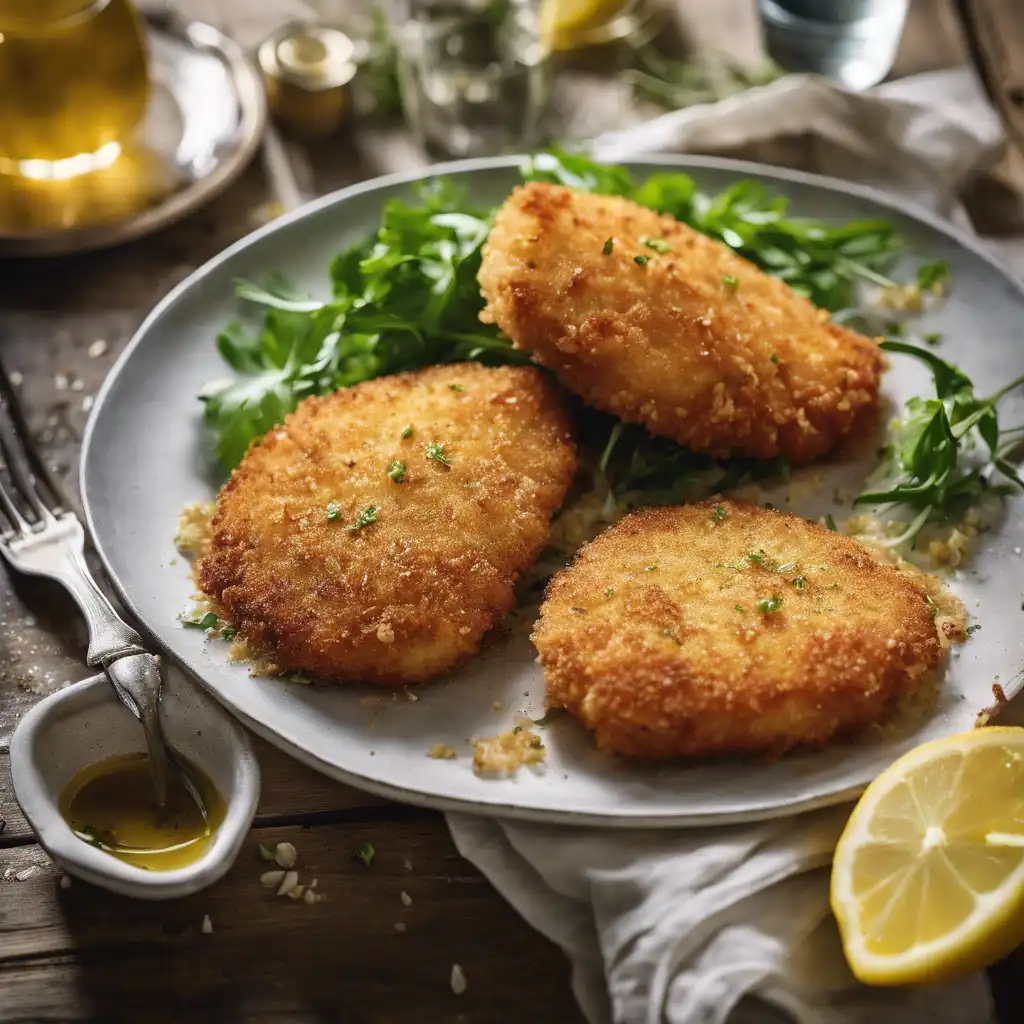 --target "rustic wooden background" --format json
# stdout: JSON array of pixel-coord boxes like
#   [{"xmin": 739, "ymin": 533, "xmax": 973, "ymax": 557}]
[{"xmin": 1, "ymin": 1, "xmax": 1022, "ymax": 1021}]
